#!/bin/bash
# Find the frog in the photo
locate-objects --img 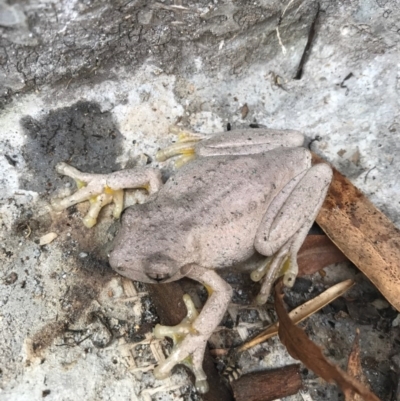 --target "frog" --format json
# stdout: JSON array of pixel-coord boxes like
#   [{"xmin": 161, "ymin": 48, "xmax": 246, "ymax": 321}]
[{"xmin": 51, "ymin": 127, "xmax": 332, "ymax": 393}]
